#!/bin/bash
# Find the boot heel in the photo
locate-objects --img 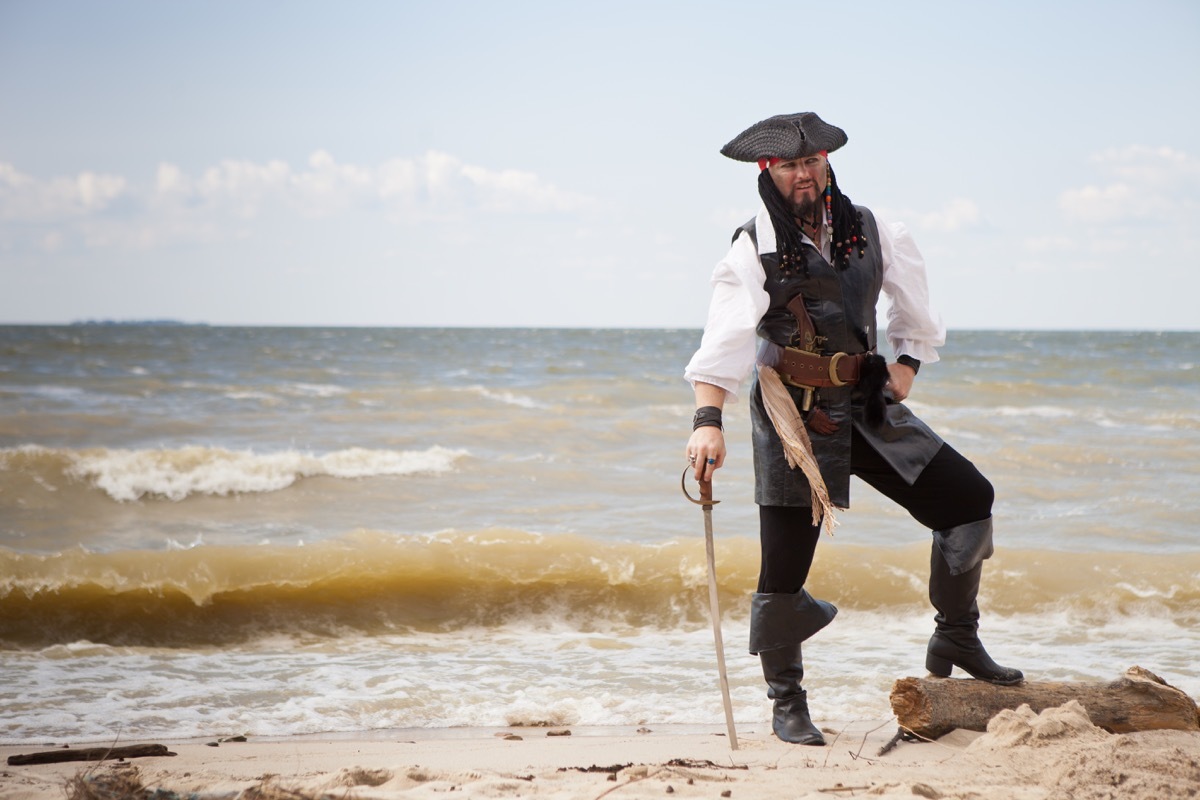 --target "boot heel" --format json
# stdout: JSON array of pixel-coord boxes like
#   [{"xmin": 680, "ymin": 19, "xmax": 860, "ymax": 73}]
[{"xmin": 925, "ymin": 652, "xmax": 953, "ymax": 677}]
